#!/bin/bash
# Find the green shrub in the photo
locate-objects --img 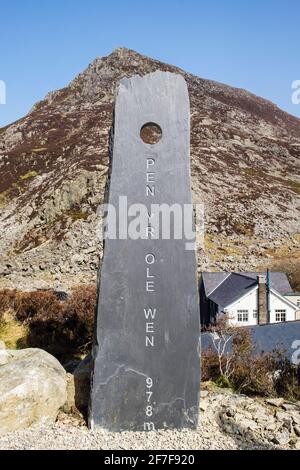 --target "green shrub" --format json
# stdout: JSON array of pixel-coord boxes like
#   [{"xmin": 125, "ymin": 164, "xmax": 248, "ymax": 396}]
[{"xmin": 215, "ymin": 374, "xmax": 233, "ymax": 389}]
